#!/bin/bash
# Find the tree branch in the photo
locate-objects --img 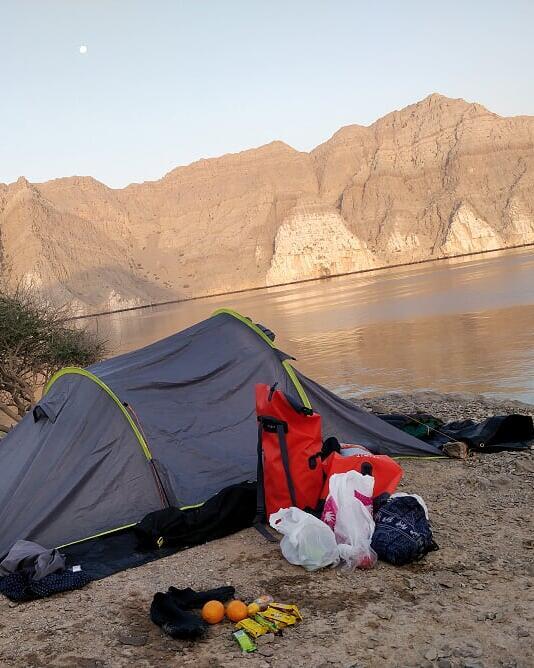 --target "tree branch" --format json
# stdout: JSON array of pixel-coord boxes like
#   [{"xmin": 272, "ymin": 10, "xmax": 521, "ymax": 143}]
[{"xmin": 0, "ymin": 401, "xmax": 20, "ymax": 422}]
